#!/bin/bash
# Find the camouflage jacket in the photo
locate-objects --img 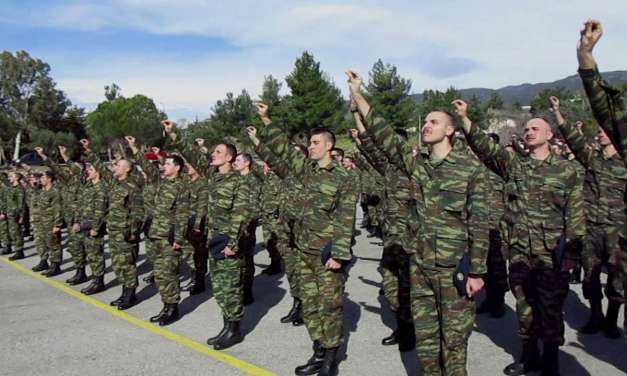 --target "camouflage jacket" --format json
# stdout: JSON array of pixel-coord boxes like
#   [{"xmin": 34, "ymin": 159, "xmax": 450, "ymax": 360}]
[
  {"xmin": 1, "ymin": 183, "xmax": 26, "ymax": 219},
  {"xmin": 464, "ymin": 123, "xmax": 586, "ymax": 266},
  {"xmin": 239, "ymin": 171, "xmax": 262, "ymax": 223},
  {"xmin": 187, "ymin": 176, "xmax": 209, "ymax": 233},
  {"xmin": 579, "ymin": 68, "xmax": 626, "ymax": 165},
  {"xmin": 367, "ymin": 115, "xmax": 489, "ymax": 274},
  {"xmin": 37, "ymin": 184, "xmax": 63, "ymax": 228},
  {"xmin": 257, "ymin": 124, "xmax": 358, "ymax": 261},
  {"xmin": 145, "ymin": 177, "xmax": 191, "ymax": 244},
  {"xmin": 559, "ymin": 121, "xmax": 626, "ymax": 227},
  {"xmin": 76, "ymin": 180, "xmax": 108, "ymax": 234},
  {"xmin": 44, "ymin": 160, "xmax": 84, "ymax": 224}
]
